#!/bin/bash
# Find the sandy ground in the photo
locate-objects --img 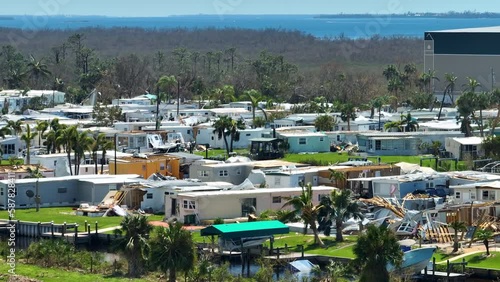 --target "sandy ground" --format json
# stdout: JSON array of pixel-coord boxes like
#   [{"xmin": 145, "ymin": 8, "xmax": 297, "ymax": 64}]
[
  {"xmin": 420, "ymin": 241, "xmax": 497, "ymax": 263},
  {"xmin": 149, "ymin": 220, "xmax": 205, "ymax": 231}
]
